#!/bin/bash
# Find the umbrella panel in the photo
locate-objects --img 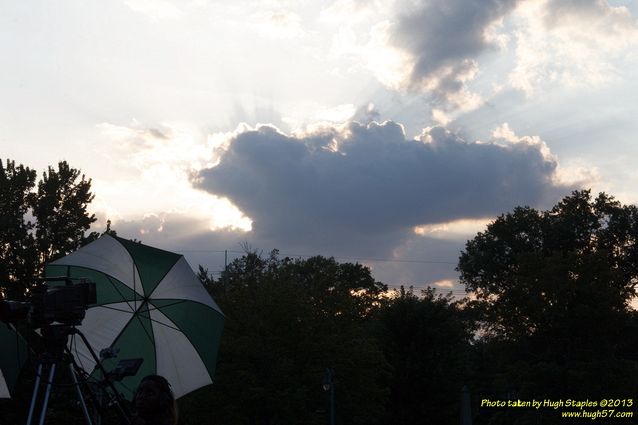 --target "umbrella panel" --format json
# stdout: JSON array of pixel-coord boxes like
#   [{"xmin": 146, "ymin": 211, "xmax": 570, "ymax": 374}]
[
  {"xmin": 115, "ymin": 238, "xmax": 181, "ymax": 296},
  {"xmin": 0, "ymin": 324, "xmax": 28, "ymax": 398},
  {"xmin": 150, "ymin": 299, "xmax": 223, "ymax": 378},
  {"xmin": 94, "ymin": 303, "xmax": 157, "ymax": 399}
]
